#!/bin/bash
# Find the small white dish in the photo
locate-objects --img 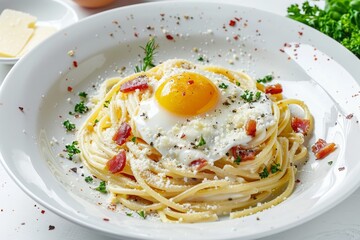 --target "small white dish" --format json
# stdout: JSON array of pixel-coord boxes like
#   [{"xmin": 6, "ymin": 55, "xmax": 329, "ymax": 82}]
[
  {"xmin": 0, "ymin": 0, "xmax": 78, "ymax": 65},
  {"xmin": 0, "ymin": 1, "xmax": 360, "ymax": 239}
]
